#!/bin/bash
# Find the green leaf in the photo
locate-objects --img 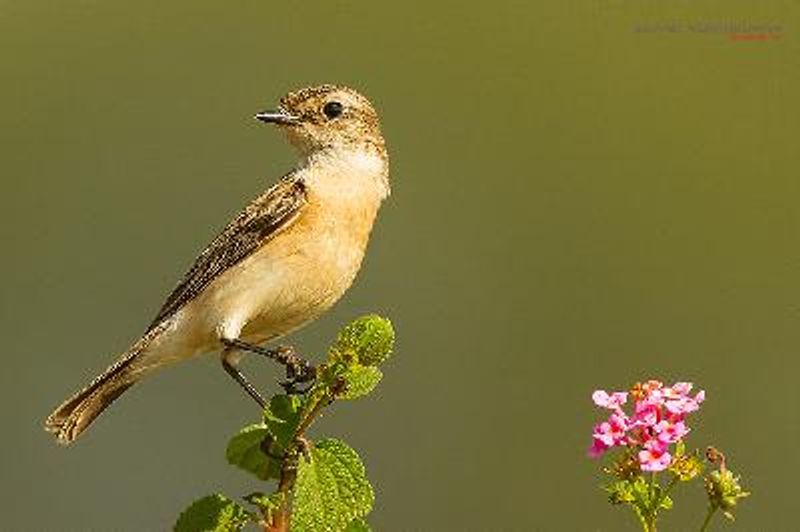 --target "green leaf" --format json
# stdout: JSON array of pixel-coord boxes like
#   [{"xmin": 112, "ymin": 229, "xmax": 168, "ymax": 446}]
[
  {"xmin": 225, "ymin": 424, "xmax": 280, "ymax": 480},
  {"xmin": 331, "ymin": 315, "xmax": 394, "ymax": 366},
  {"xmin": 242, "ymin": 491, "xmax": 283, "ymax": 511},
  {"xmin": 227, "ymin": 396, "xmax": 304, "ymax": 480},
  {"xmin": 674, "ymin": 440, "xmax": 686, "ymax": 458},
  {"xmin": 291, "ymin": 438, "xmax": 374, "ymax": 532},
  {"xmin": 629, "ymin": 477, "xmax": 655, "ymax": 515},
  {"xmin": 174, "ymin": 494, "xmax": 250, "ymax": 532},
  {"xmin": 344, "ymin": 517, "xmax": 371, "ymax": 532},
  {"xmin": 605, "ymin": 480, "xmax": 635, "ymax": 505},
  {"xmin": 243, "ymin": 492, "xmax": 285, "ymax": 522},
  {"xmin": 659, "ymin": 495, "xmax": 673, "ymax": 510},
  {"xmin": 264, "ymin": 394, "xmax": 303, "ymax": 449},
  {"xmin": 339, "ymin": 365, "xmax": 383, "ymax": 400}
]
